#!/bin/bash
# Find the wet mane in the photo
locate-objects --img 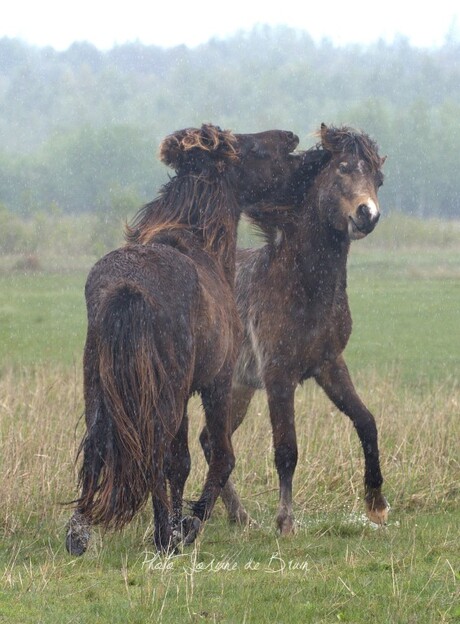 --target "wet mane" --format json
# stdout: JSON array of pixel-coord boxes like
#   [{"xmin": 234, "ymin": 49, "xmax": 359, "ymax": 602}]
[
  {"xmin": 125, "ymin": 175, "xmax": 238, "ymax": 255},
  {"xmin": 318, "ymin": 124, "xmax": 383, "ymax": 174},
  {"xmin": 243, "ymin": 203, "xmax": 302, "ymax": 247},
  {"xmin": 125, "ymin": 124, "xmax": 241, "ymax": 256}
]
